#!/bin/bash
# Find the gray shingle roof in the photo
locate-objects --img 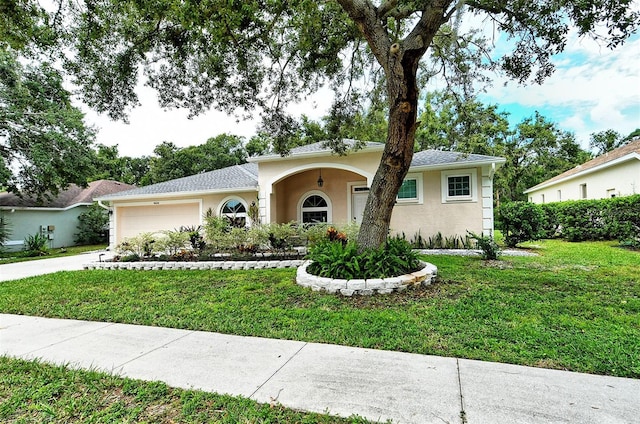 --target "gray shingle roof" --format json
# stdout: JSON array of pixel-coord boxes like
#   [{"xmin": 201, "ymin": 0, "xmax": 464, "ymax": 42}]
[
  {"xmin": 0, "ymin": 180, "xmax": 135, "ymax": 209},
  {"xmin": 251, "ymin": 139, "xmax": 384, "ymax": 161},
  {"xmin": 411, "ymin": 150, "xmax": 505, "ymax": 168},
  {"xmin": 97, "ymin": 163, "xmax": 258, "ymax": 200}
]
